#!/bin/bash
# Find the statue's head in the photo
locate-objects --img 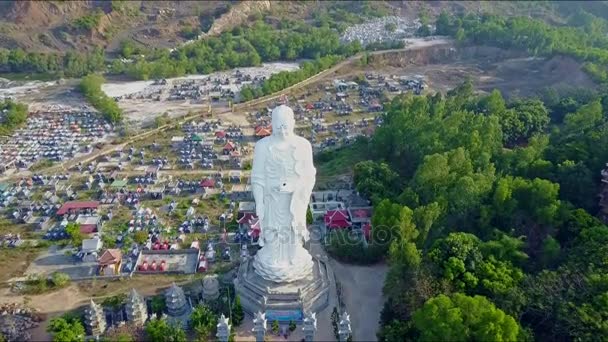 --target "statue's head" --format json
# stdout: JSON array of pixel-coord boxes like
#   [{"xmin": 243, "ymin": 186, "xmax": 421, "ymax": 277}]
[{"xmin": 271, "ymin": 105, "xmax": 295, "ymax": 139}]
